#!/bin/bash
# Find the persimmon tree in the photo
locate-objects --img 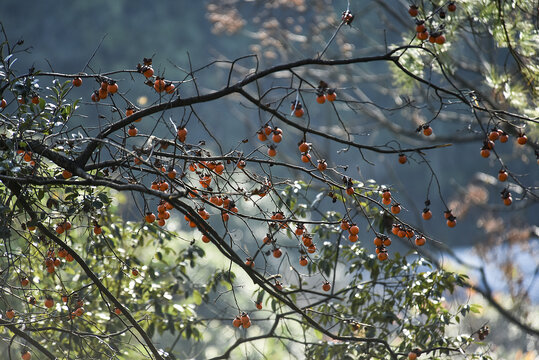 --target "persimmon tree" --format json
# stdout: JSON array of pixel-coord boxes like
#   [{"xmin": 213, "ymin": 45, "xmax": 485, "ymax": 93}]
[{"xmin": 0, "ymin": 1, "xmax": 538, "ymax": 359}]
